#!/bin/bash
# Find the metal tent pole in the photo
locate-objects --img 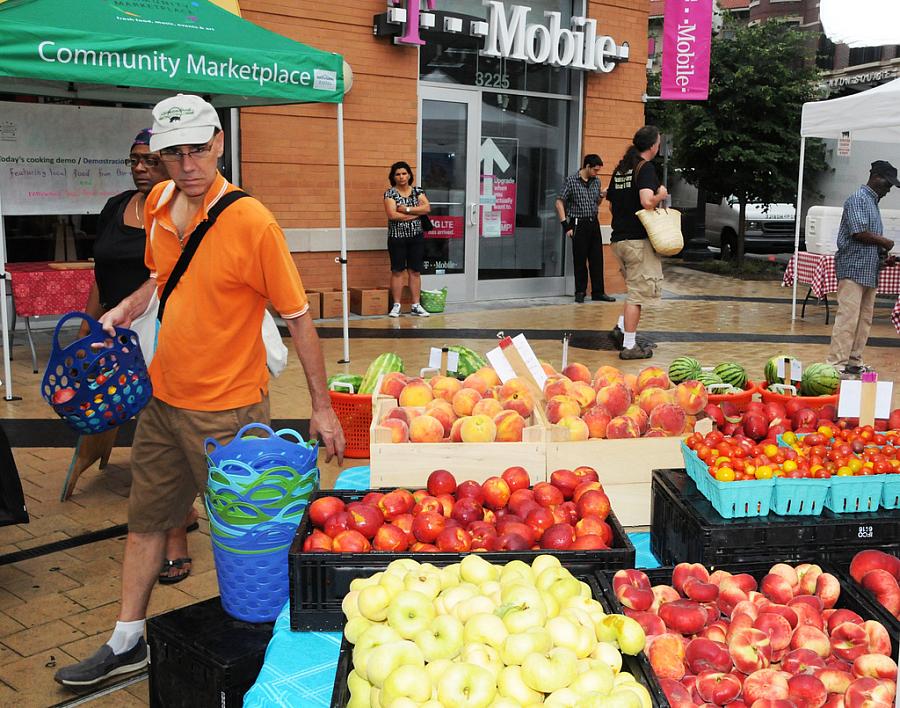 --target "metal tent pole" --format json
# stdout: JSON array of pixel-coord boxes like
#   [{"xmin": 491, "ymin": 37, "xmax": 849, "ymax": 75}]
[
  {"xmin": 337, "ymin": 102, "xmax": 350, "ymax": 364},
  {"xmin": 791, "ymin": 137, "xmax": 806, "ymax": 321}
]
